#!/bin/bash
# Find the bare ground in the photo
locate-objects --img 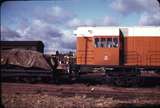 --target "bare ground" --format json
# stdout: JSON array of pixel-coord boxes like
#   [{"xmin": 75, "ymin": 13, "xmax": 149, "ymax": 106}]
[{"xmin": 1, "ymin": 83, "xmax": 160, "ymax": 108}]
